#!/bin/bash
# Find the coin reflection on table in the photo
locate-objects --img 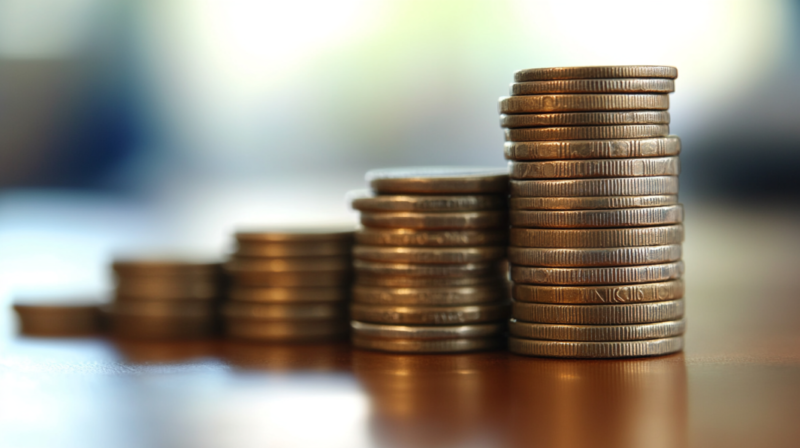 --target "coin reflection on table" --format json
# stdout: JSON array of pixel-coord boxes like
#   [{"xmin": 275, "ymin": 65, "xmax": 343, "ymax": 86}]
[
  {"xmin": 506, "ymin": 353, "xmax": 687, "ymax": 448},
  {"xmin": 352, "ymin": 350, "xmax": 507, "ymax": 448},
  {"xmin": 221, "ymin": 341, "xmax": 352, "ymax": 371}
]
